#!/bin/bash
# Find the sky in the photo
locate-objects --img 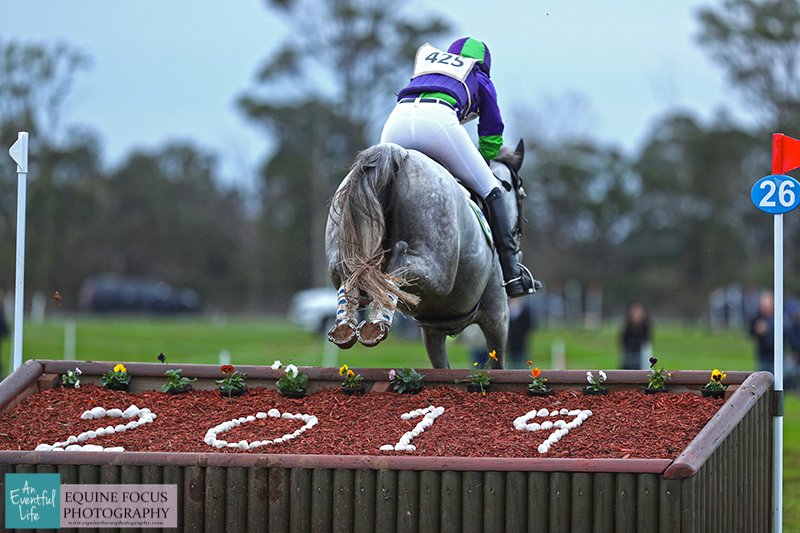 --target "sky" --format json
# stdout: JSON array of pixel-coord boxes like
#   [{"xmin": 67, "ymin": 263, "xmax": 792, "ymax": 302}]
[{"xmin": 0, "ymin": 0, "xmax": 750, "ymax": 190}]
